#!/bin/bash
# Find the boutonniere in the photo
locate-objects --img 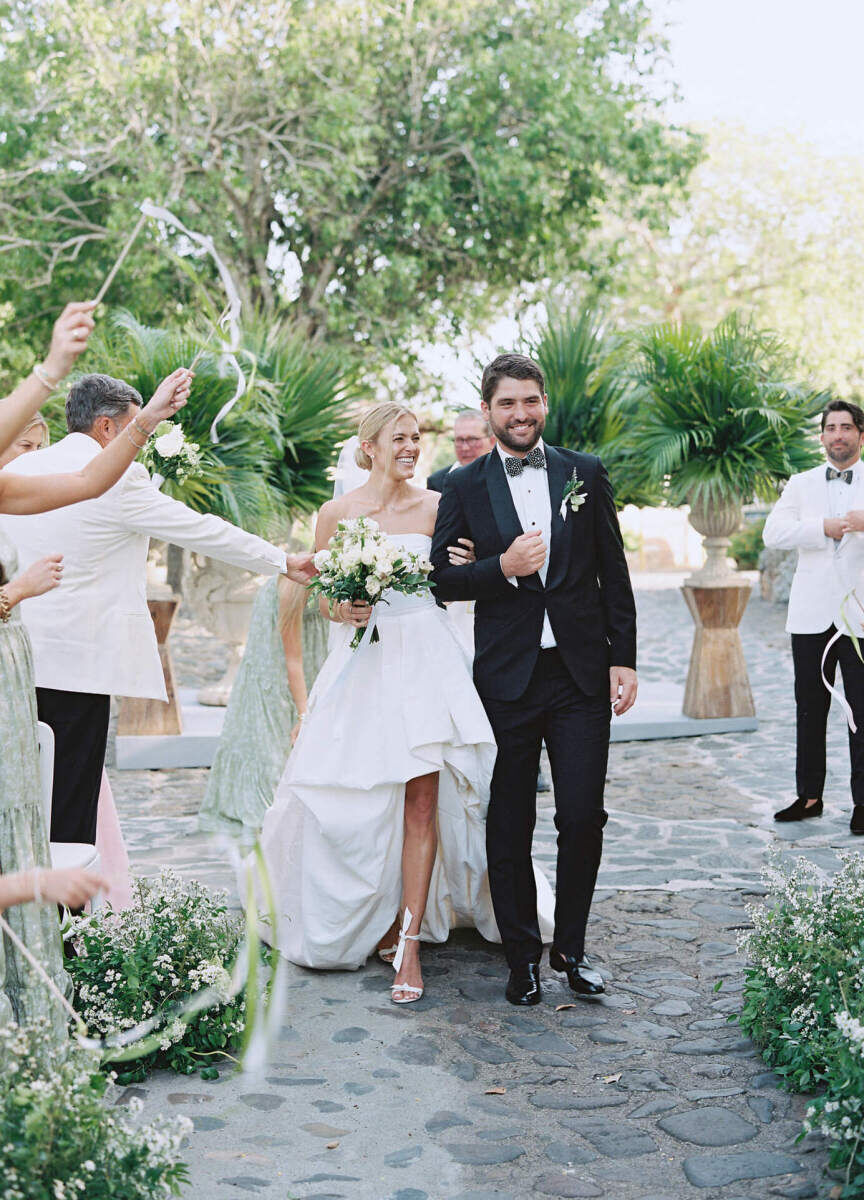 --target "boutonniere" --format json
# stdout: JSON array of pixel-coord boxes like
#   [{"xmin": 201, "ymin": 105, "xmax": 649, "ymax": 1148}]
[{"xmin": 559, "ymin": 469, "xmax": 588, "ymax": 521}]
